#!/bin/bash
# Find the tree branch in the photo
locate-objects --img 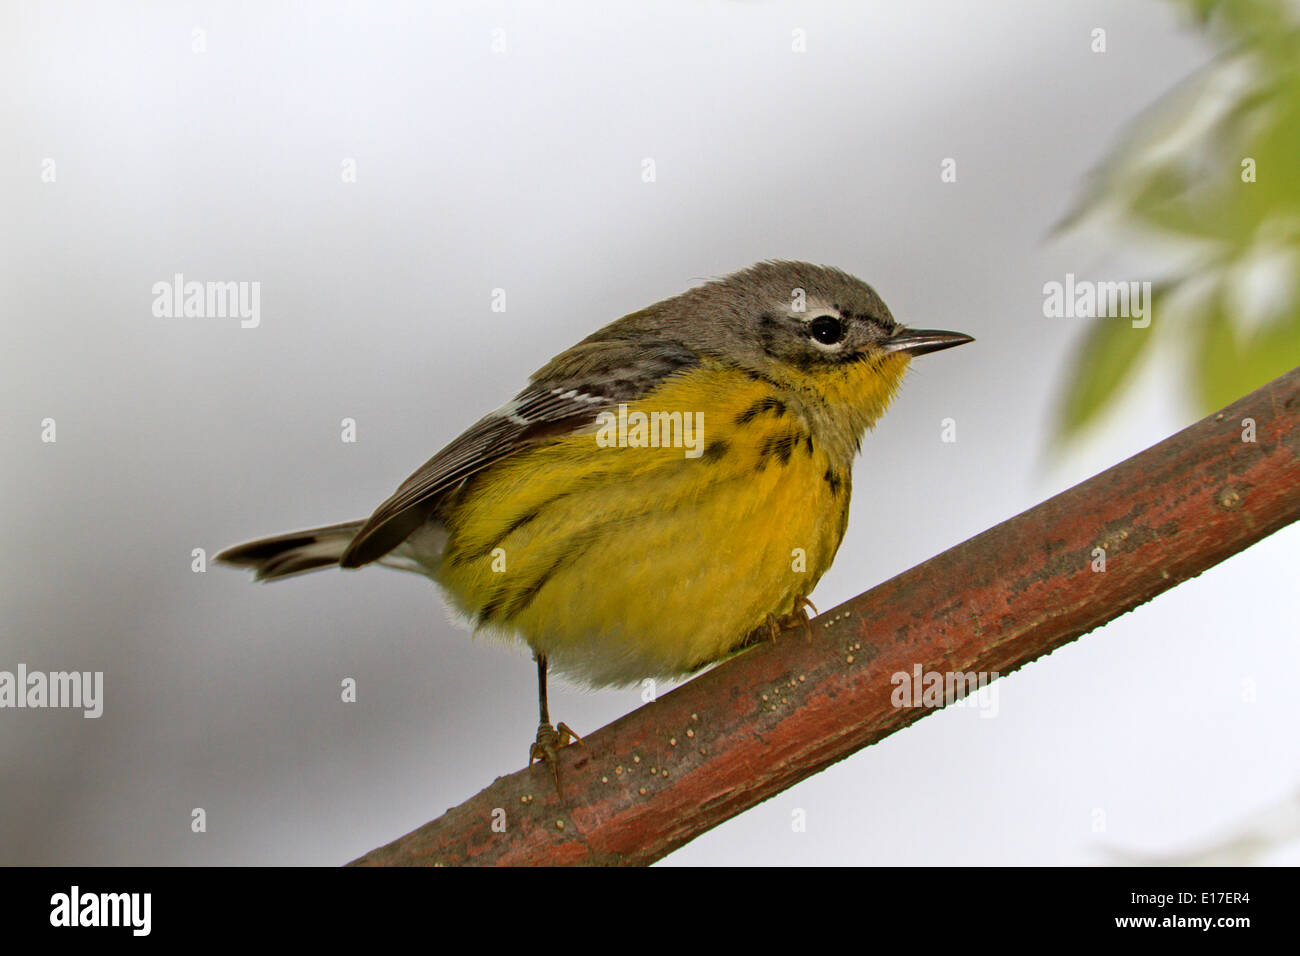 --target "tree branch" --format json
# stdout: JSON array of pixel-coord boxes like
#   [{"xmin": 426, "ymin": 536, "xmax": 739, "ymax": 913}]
[{"xmin": 349, "ymin": 366, "xmax": 1300, "ymax": 866}]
